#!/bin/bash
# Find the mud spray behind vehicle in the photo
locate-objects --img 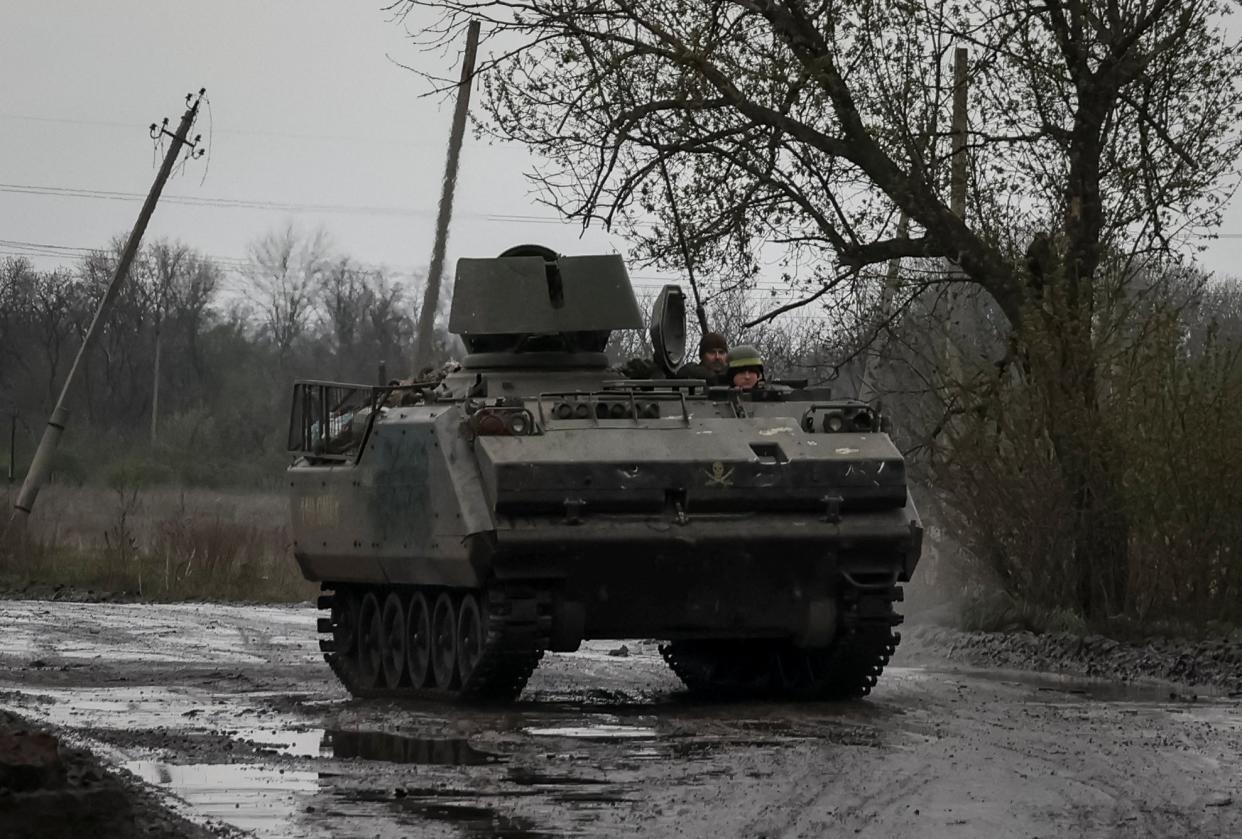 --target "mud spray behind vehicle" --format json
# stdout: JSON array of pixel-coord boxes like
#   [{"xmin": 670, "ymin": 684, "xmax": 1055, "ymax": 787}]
[{"xmin": 286, "ymin": 245, "xmax": 922, "ymax": 701}]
